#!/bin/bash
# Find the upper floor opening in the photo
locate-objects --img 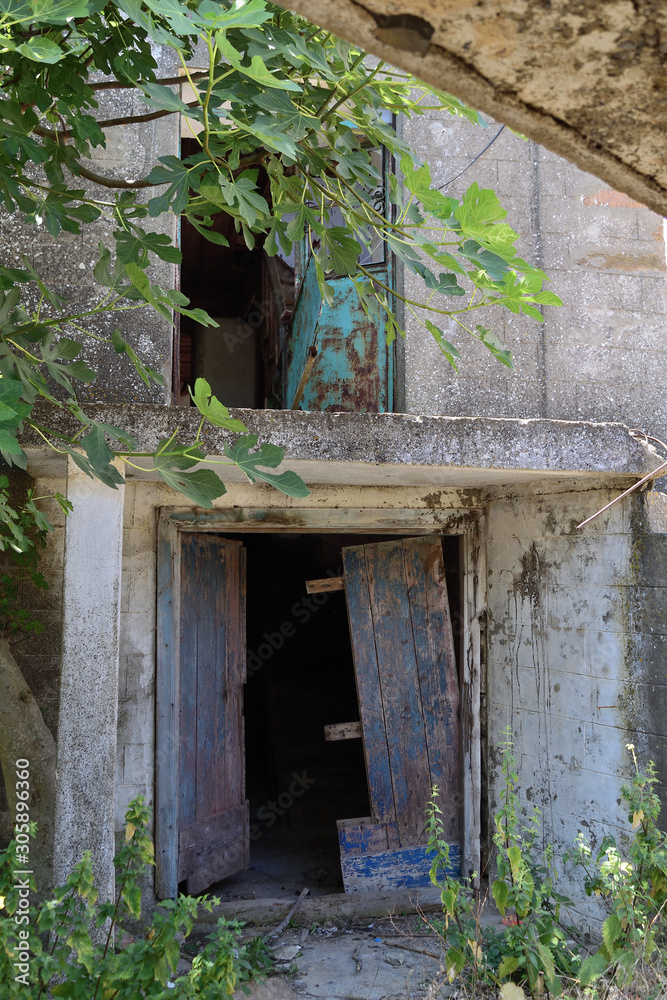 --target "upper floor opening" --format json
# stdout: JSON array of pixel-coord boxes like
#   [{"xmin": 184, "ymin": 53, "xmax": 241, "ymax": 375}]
[{"xmin": 175, "ymin": 137, "xmax": 396, "ymax": 413}]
